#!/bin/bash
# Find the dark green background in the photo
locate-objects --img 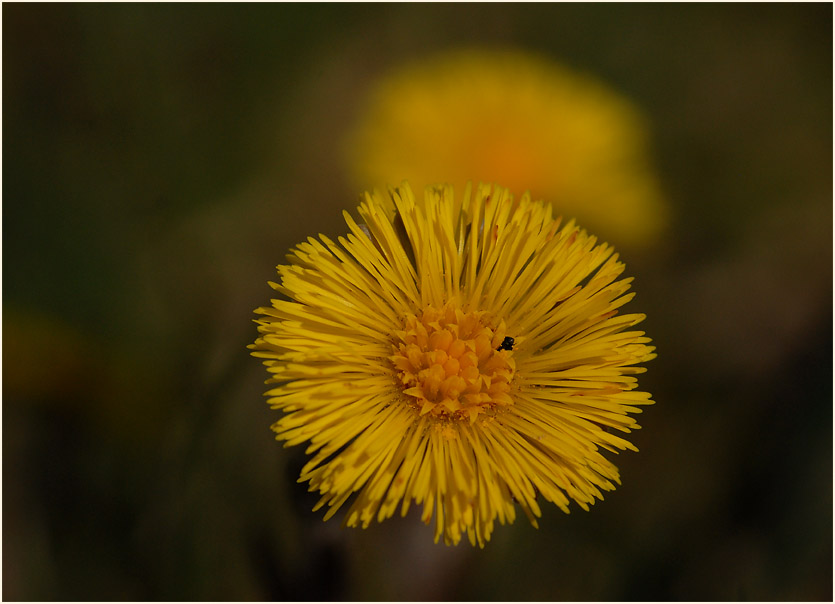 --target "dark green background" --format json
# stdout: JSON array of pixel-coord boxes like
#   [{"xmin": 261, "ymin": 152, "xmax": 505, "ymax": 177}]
[{"xmin": 4, "ymin": 3, "xmax": 832, "ymax": 601}]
